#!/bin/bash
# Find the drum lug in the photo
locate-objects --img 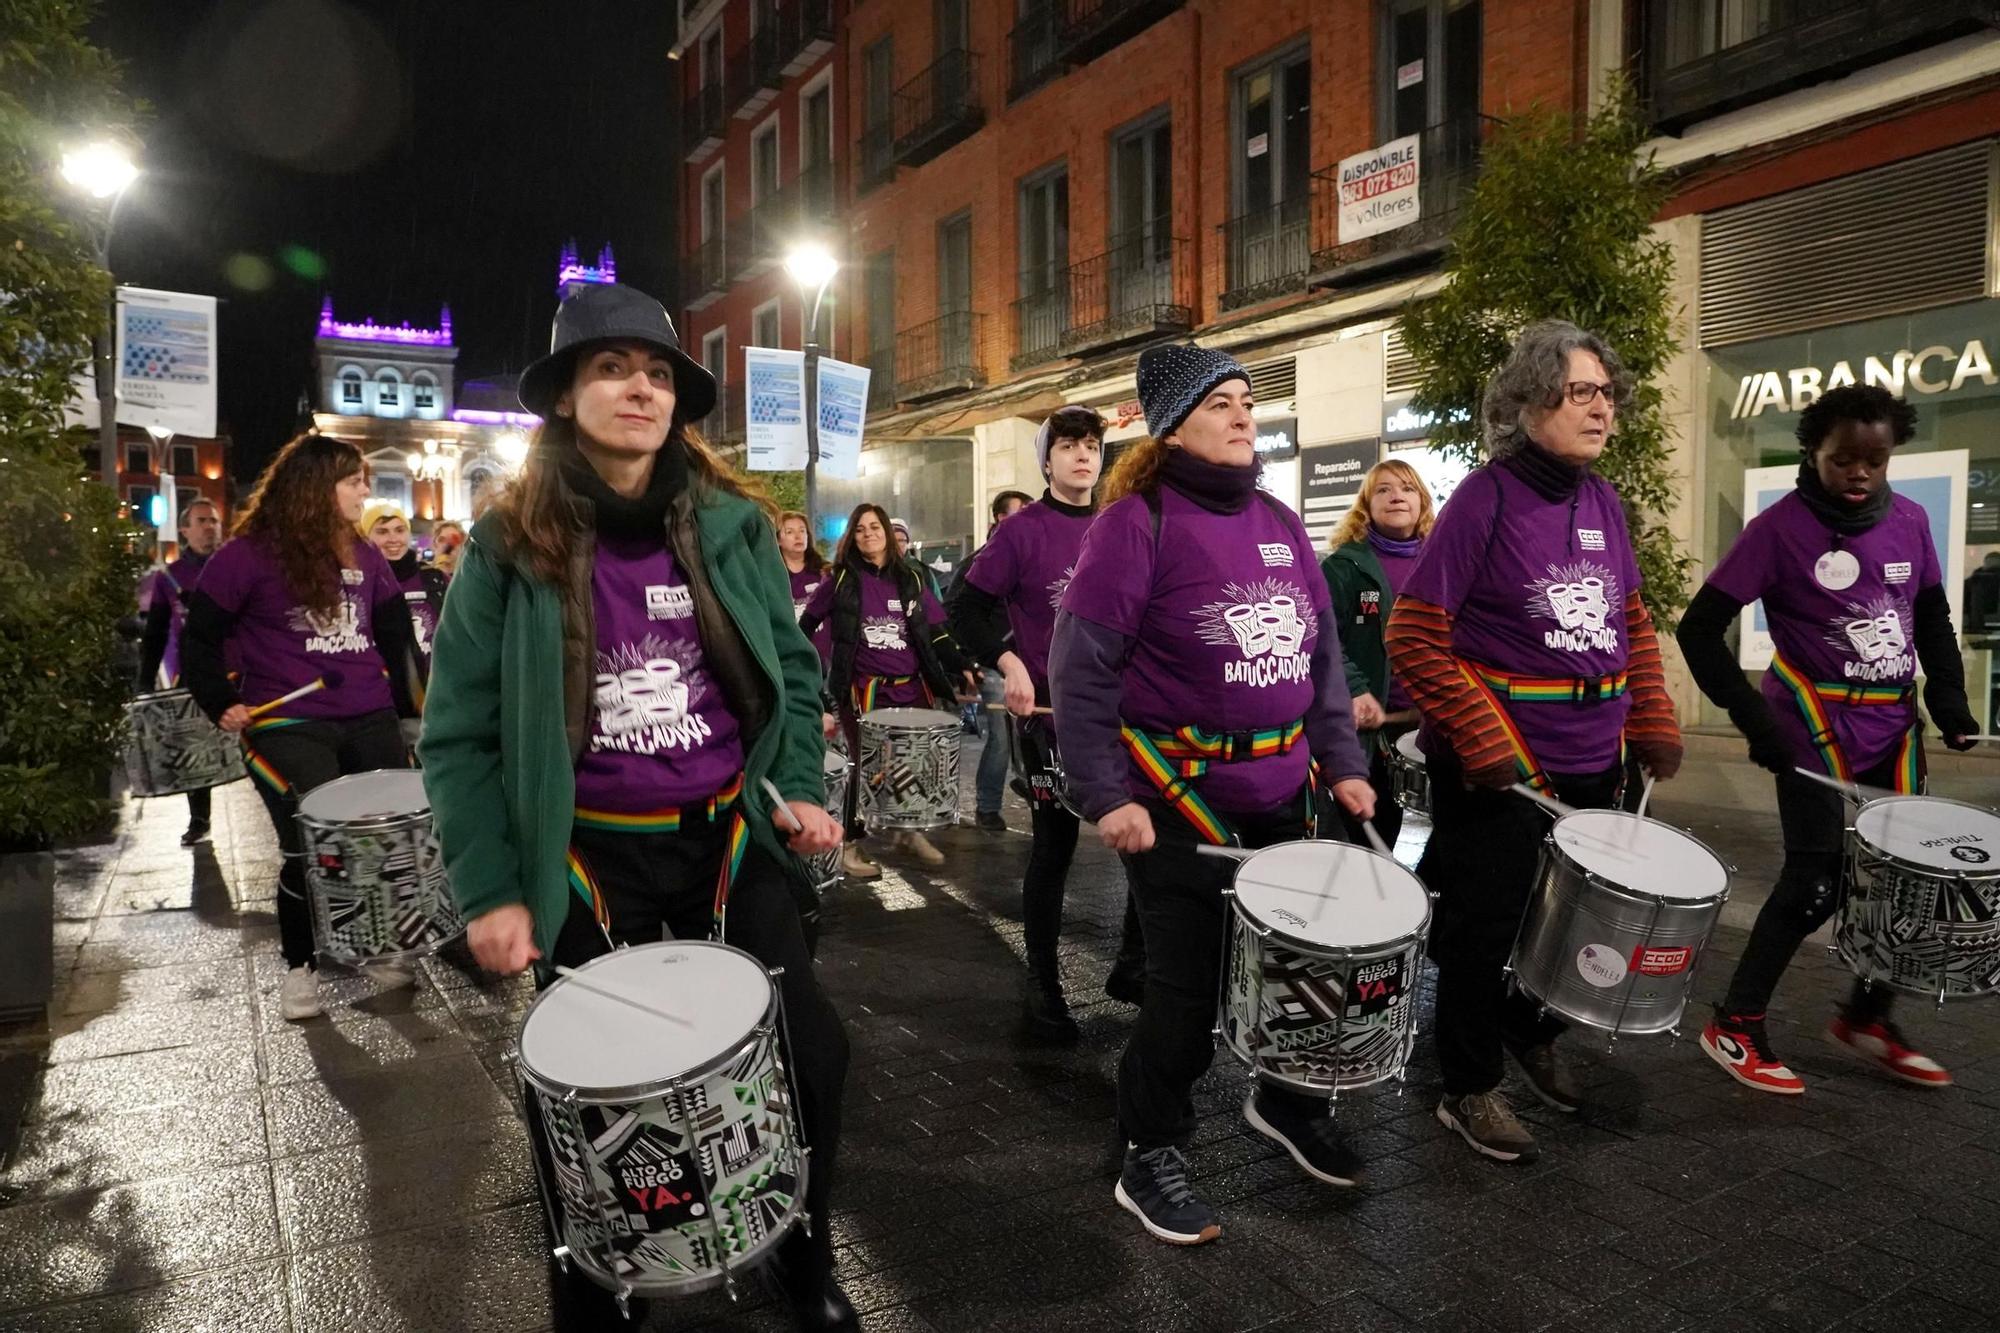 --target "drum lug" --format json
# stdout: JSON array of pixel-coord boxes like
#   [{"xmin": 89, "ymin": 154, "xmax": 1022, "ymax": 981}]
[
  {"xmin": 498, "ymin": 1049, "xmax": 519, "ymax": 1067},
  {"xmin": 767, "ymin": 965, "xmax": 787, "ymax": 979},
  {"xmin": 615, "ymin": 1284, "xmax": 635, "ymax": 1318},
  {"xmin": 550, "ymin": 1244, "xmax": 571, "ymax": 1273}
]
